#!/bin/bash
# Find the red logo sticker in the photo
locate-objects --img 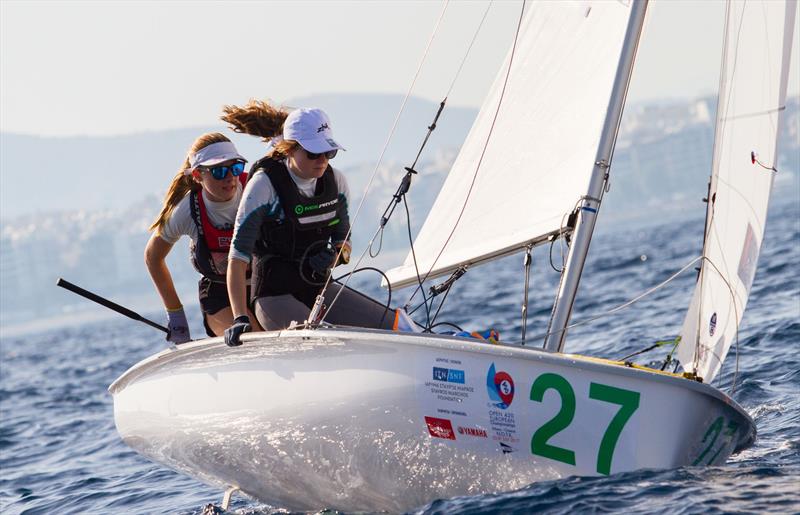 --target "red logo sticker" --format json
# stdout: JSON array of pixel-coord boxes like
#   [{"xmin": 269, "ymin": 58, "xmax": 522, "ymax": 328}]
[{"xmin": 425, "ymin": 416, "xmax": 456, "ymax": 440}]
